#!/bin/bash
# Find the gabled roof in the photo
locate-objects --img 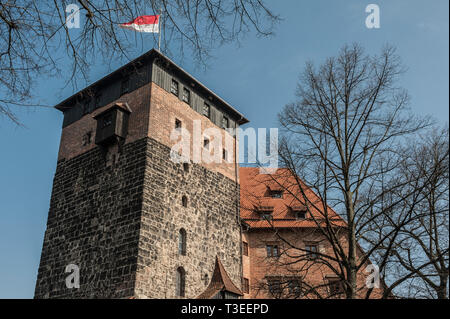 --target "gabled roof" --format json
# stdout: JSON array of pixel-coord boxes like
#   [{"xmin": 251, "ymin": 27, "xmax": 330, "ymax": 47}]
[
  {"xmin": 196, "ymin": 256, "xmax": 242, "ymax": 299},
  {"xmin": 240, "ymin": 167, "xmax": 347, "ymax": 228}
]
